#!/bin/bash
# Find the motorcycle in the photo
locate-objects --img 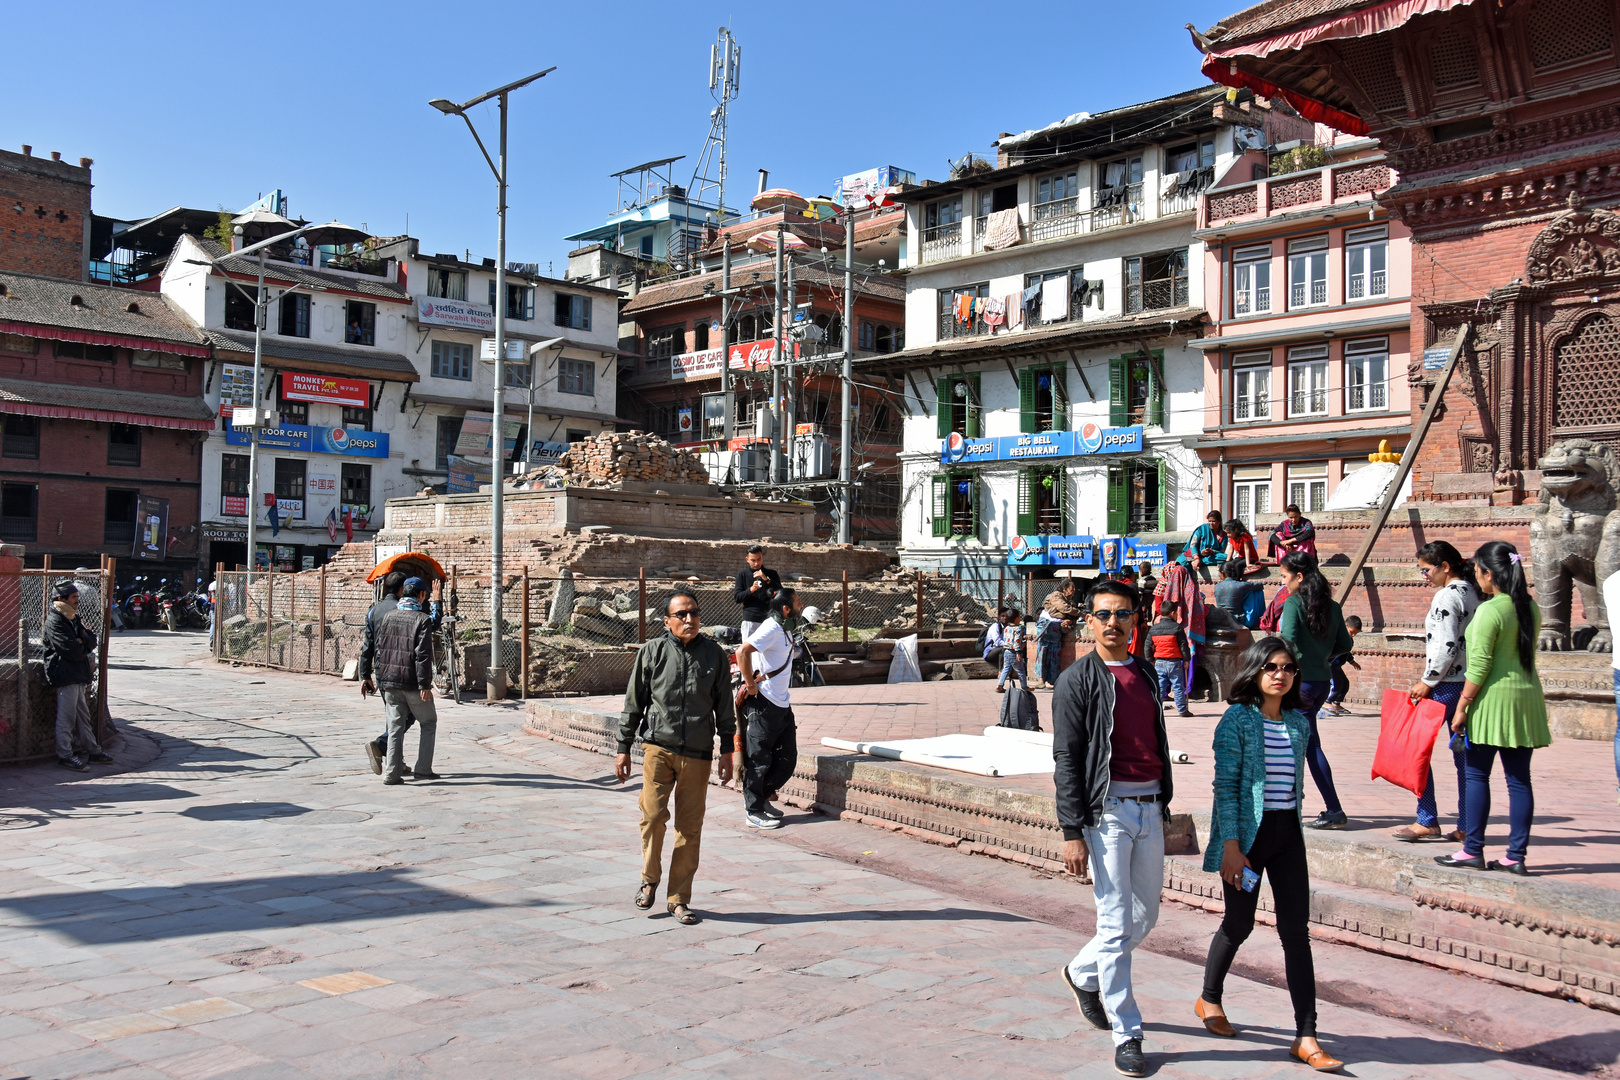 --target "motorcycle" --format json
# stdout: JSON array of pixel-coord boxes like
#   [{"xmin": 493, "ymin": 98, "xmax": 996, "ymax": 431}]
[
  {"xmin": 158, "ymin": 580, "xmax": 182, "ymax": 632},
  {"xmin": 180, "ymin": 590, "xmax": 212, "ymax": 630}
]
